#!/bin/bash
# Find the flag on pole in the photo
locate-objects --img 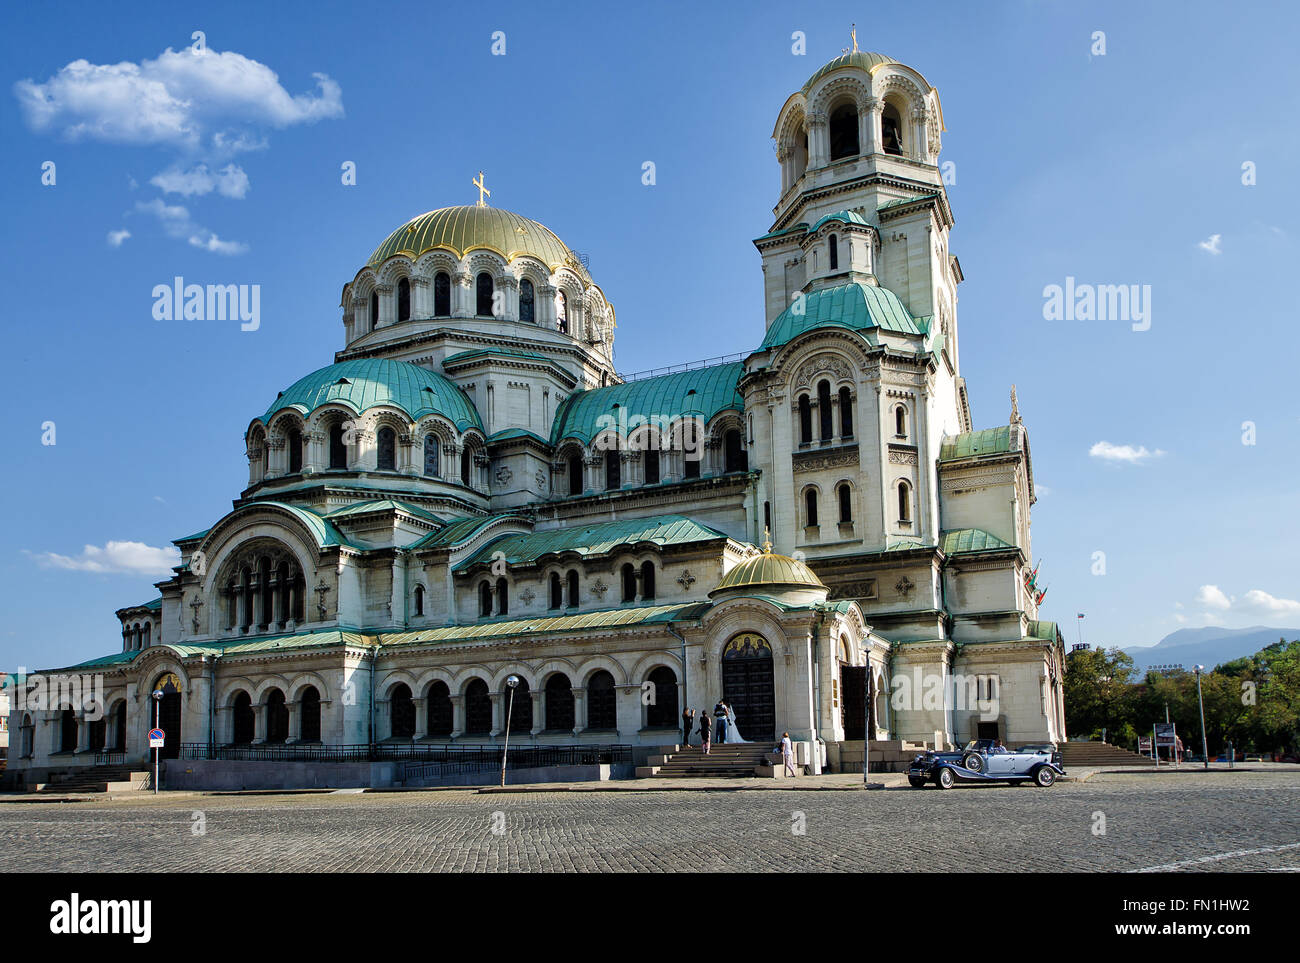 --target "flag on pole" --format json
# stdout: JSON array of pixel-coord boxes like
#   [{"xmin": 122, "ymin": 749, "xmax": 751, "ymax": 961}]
[{"xmin": 1077, "ymin": 613, "xmax": 1085, "ymax": 619}]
